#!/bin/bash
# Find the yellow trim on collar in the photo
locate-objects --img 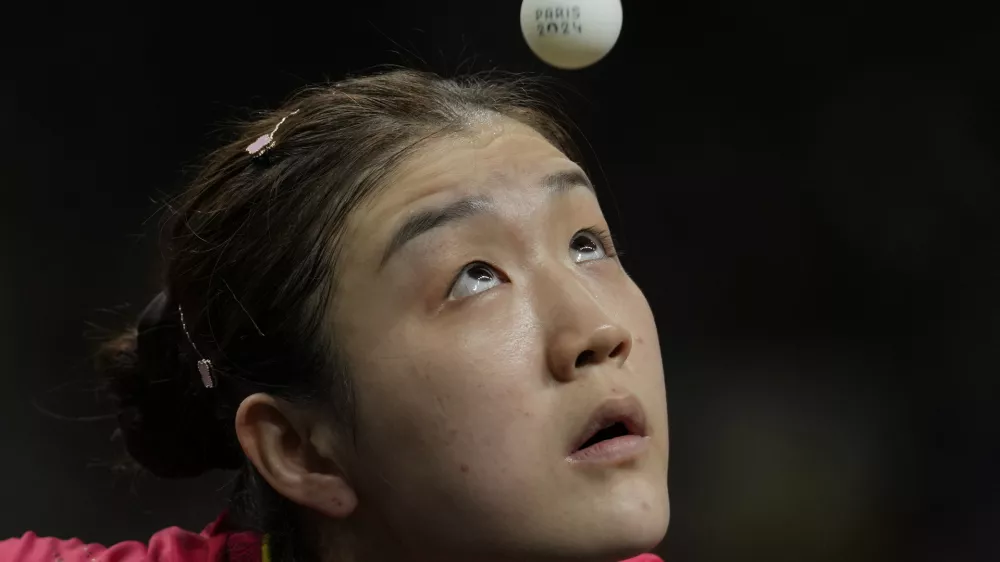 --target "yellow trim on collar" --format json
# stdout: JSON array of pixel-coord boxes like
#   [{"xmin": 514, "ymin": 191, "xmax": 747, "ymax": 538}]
[{"xmin": 261, "ymin": 533, "xmax": 272, "ymax": 562}]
